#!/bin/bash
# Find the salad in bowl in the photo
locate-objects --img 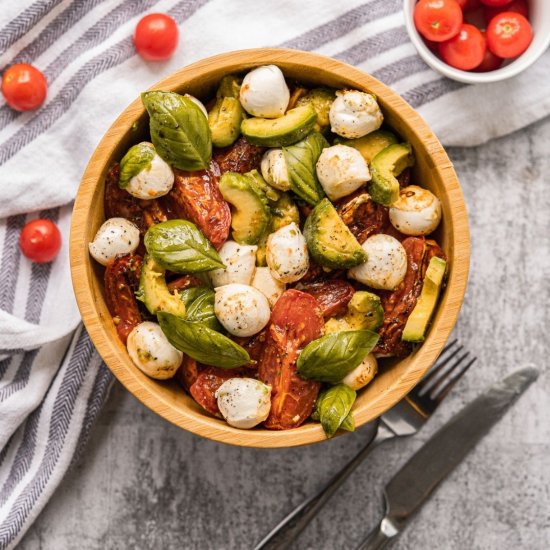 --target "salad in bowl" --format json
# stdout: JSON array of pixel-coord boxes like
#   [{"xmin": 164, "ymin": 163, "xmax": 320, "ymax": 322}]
[{"xmin": 86, "ymin": 61, "xmax": 449, "ymax": 439}]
